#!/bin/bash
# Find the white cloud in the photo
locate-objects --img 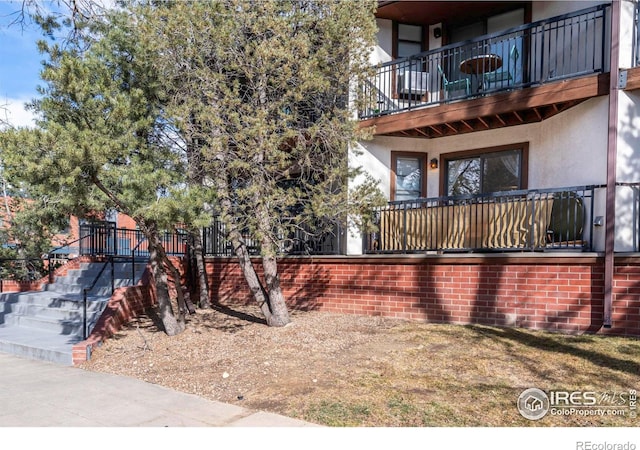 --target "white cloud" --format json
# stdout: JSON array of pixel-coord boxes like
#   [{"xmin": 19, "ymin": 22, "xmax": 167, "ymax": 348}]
[{"xmin": 0, "ymin": 96, "xmax": 37, "ymax": 129}]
